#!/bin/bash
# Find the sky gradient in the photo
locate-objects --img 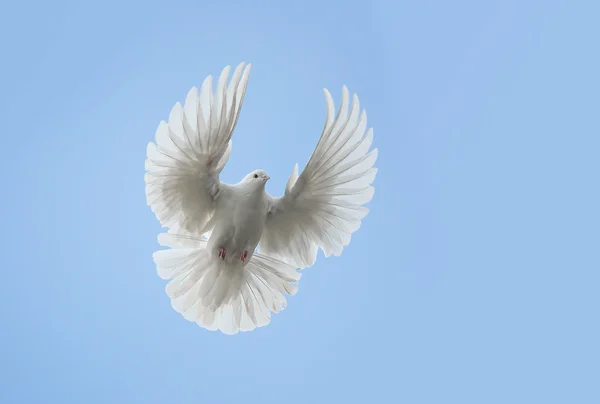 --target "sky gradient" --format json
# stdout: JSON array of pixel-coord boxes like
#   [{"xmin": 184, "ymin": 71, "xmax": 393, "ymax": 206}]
[{"xmin": 1, "ymin": 0, "xmax": 599, "ymax": 403}]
